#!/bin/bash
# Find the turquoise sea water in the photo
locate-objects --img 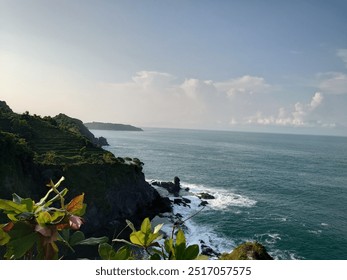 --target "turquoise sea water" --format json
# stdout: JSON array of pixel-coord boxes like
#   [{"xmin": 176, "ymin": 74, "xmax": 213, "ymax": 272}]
[{"xmin": 92, "ymin": 128, "xmax": 347, "ymax": 260}]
